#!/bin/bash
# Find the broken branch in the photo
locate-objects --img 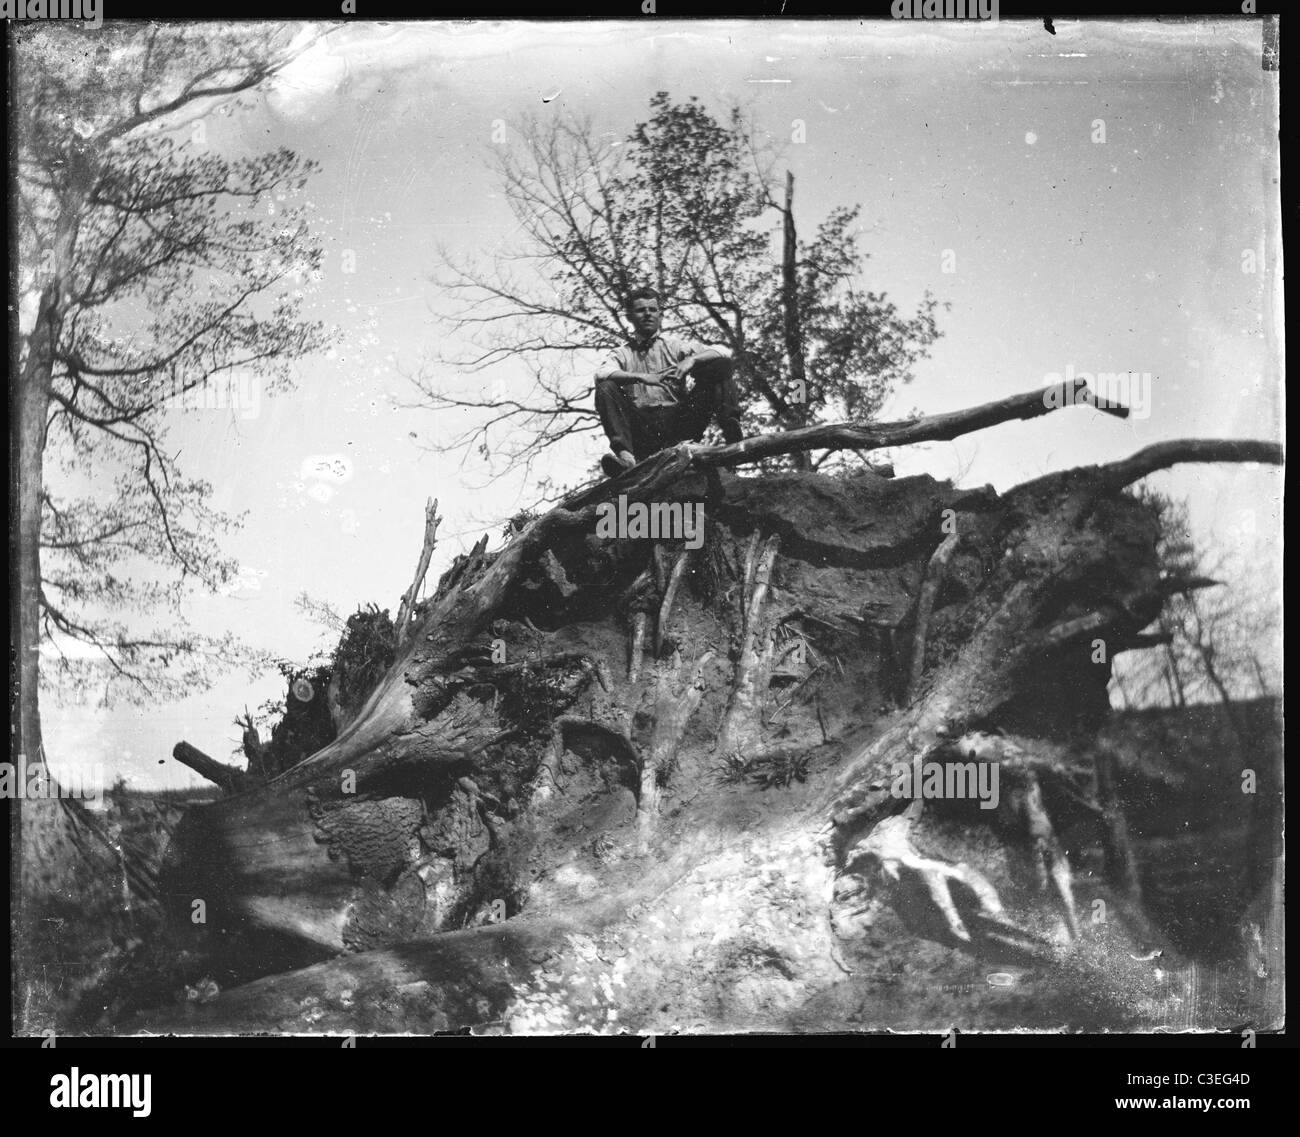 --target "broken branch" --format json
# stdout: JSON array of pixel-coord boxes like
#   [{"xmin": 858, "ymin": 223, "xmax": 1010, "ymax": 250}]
[
  {"xmin": 395, "ymin": 497, "xmax": 441, "ymax": 646},
  {"xmin": 172, "ymin": 741, "xmax": 248, "ymax": 792}
]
